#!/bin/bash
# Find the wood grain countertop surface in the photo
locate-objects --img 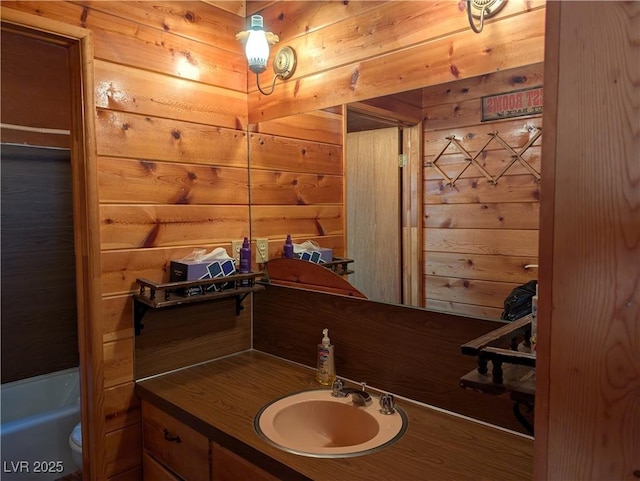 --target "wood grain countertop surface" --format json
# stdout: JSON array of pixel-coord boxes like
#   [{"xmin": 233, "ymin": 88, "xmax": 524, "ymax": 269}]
[{"xmin": 136, "ymin": 350, "xmax": 533, "ymax": 481}]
